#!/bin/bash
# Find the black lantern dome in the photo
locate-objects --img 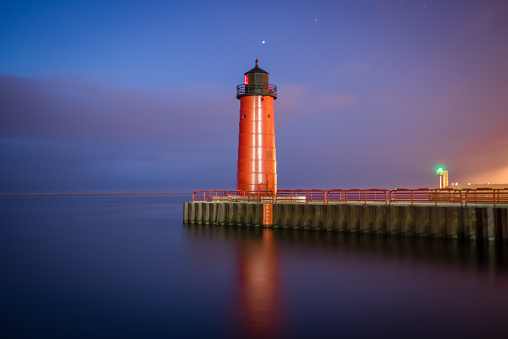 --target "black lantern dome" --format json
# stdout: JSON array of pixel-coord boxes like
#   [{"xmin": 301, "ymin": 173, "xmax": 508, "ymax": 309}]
[{"xmin": 237, "ymin": 59, "xmax": 277, "ymax": 99}]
